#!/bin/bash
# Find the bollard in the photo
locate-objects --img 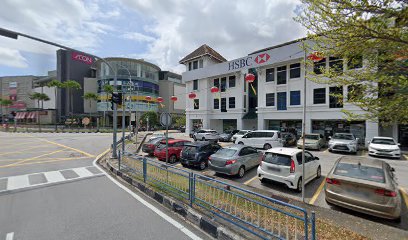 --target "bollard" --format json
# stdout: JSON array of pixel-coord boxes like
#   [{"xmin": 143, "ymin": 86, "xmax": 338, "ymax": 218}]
[
  {"xmin": 311, "ymin": 211, "xmax": 316, "ymax": 240},
  {"xmin": 143, "ymin": 158, "xmax": 147, "ymax": 183},
  {"xmin": 118, "ymin": 150, "xmax": 121, "ymax": 171}
]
